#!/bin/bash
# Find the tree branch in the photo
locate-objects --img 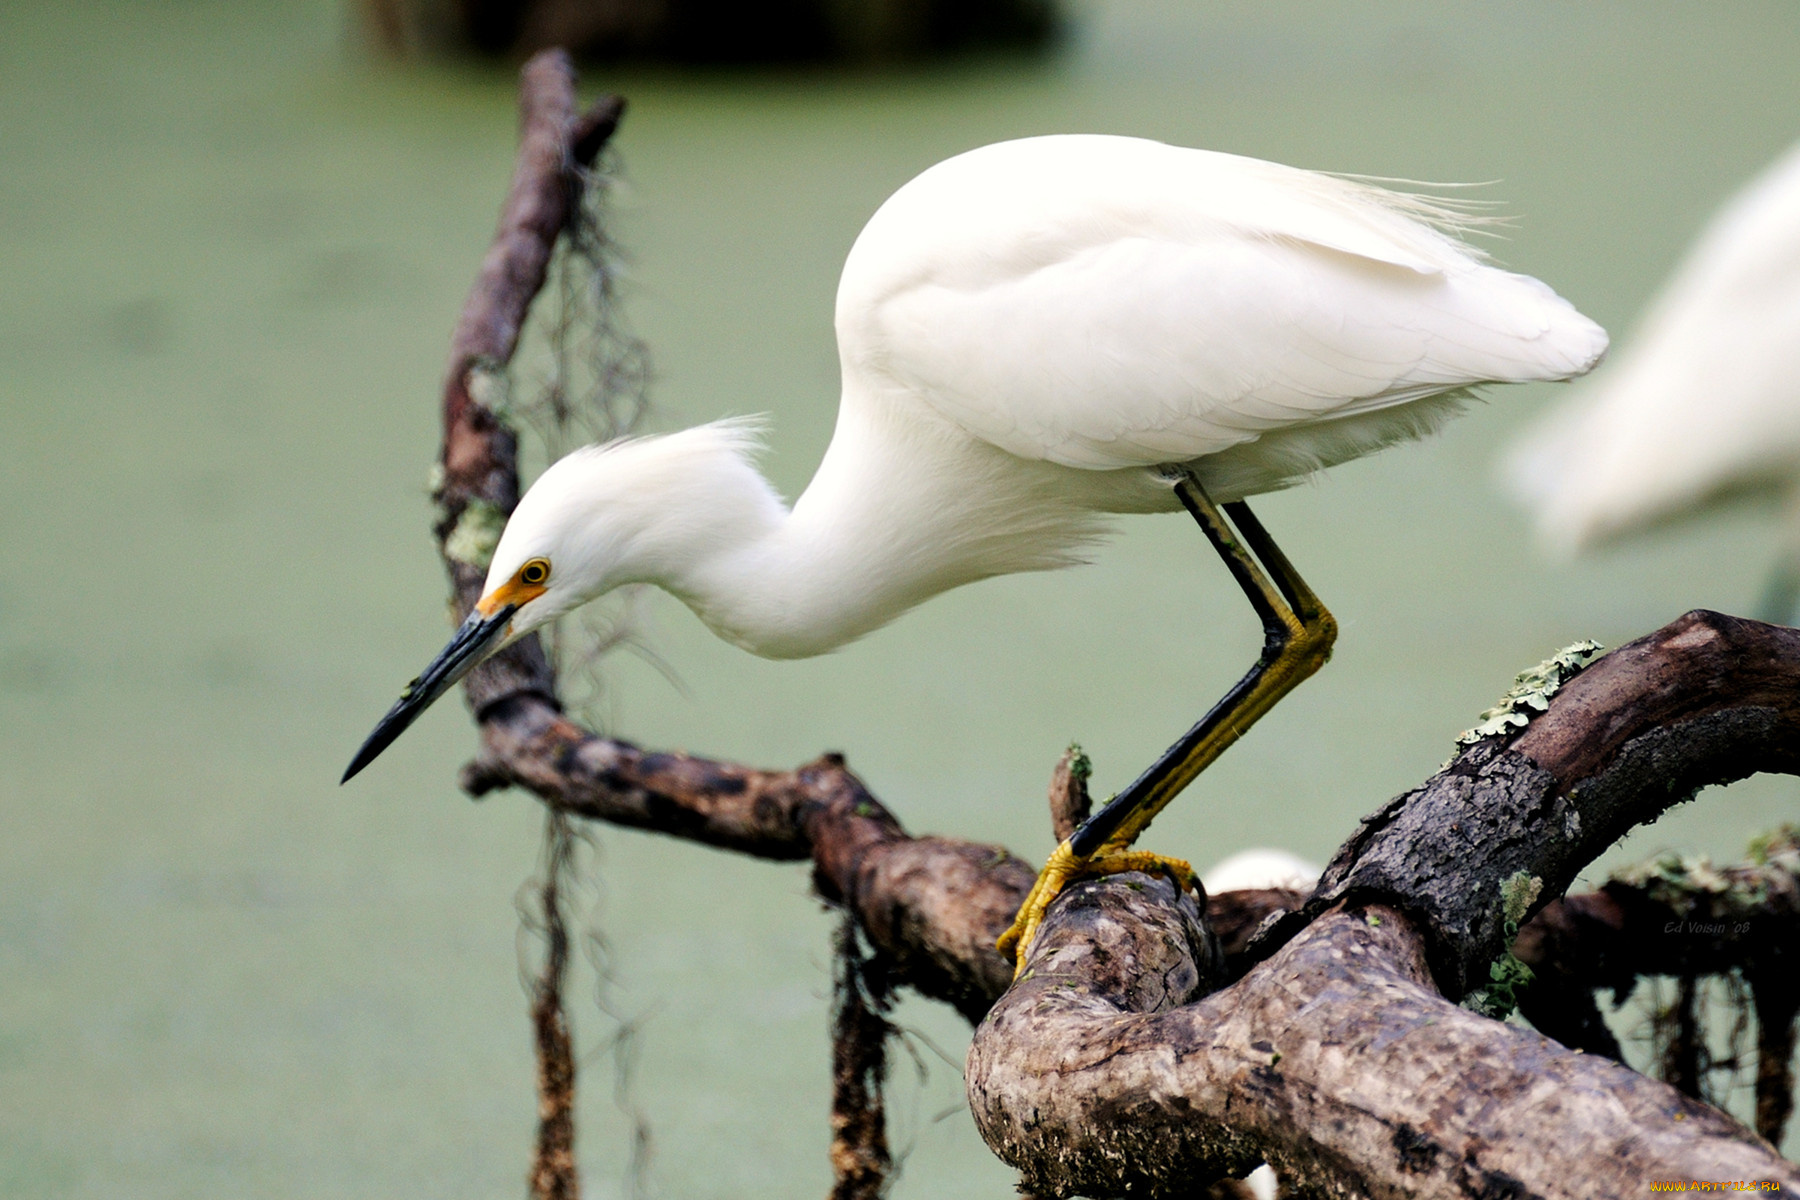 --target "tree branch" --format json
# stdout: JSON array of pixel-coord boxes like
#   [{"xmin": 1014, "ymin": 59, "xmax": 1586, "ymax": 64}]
[
  {"xmin": 1261, "ymin": 611, "xmax": 1800, "ymax": 999},
  {"xmin": 430, "ymin": 49, "xmax": 624, "ymax": 1200},
  {"xmin": 1514, "ymin": 829, "xmax": 1800, "ymax": 1143},
  {"xmin": 459, "ymin": 609, "xmax": 1800, "ymax": 1193},
  {"xmin": 971, "ymin": 887, "xmax": 1792, "ymax": 1200},
  {"xmin": 966, "ymin": 614, "xmax": 1800, "ymax": 1196},
  {"xmin": 435, "ymin": 49, "xmax": 624, "ymax": 717}
]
